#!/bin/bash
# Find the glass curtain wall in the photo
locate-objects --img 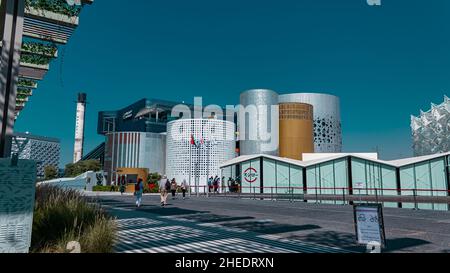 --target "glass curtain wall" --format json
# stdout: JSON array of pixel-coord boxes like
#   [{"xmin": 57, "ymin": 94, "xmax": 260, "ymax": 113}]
[
  {"xmin": 241, "ymin": 159, "xmax": 261, "ymax": 194},
  {"xmin": 221, "ymin": 155, "xmax": 449, "ymax": 211},
  {"xmin": 400, "ymin": 158, "xmax": 448, "ymax": 210},
  {"xmin": 233, "ymin": 157, "xmax": 304, "ymax": 195},
  {"xmin": 306, "ymin": 158, "xmax": 348, "ymax": 205},
  {"xmin": 351, "ymin": 158, "xmax": 397, "ymax": 208},
  {"xmin": 261, "ymin": 158, "xmax": 303, "ymax": 194}
]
